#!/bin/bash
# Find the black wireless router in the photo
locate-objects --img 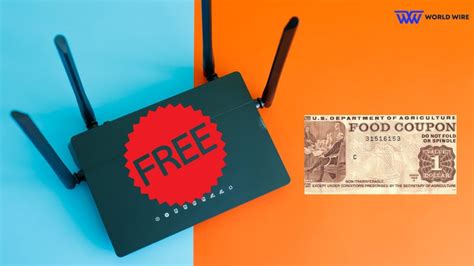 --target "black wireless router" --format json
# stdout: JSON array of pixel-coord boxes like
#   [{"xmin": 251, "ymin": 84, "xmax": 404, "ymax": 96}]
[{"xmin": 11, "ymin": 0, "xmax": 298, "ymax": 257}]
